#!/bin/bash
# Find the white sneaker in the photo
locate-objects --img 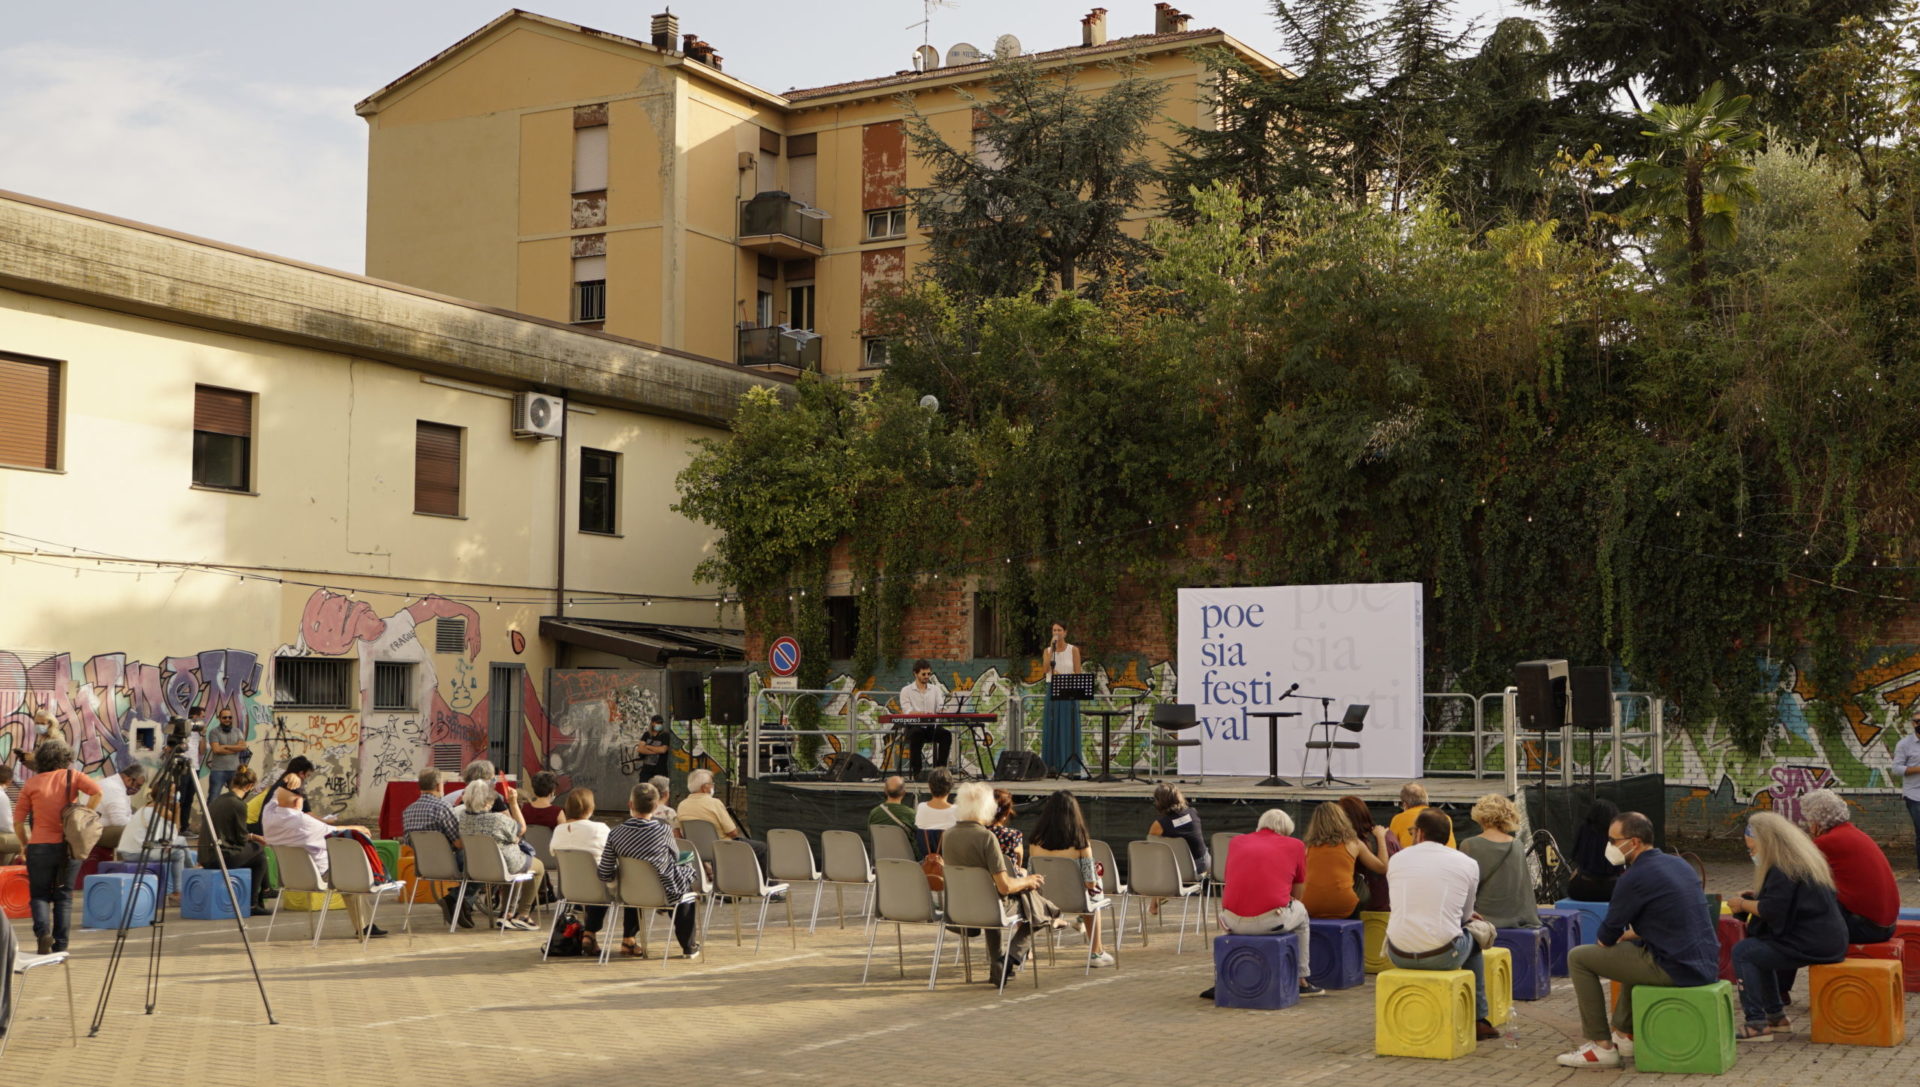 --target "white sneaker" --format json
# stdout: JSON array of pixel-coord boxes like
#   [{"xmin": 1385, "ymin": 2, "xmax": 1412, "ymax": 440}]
[
  {"xmin": 1611, "ymin": 1032, "xmax": 1635, "ymax": 1058},
  {"xmin": 1556, "ymin": 1042, "xmax": 1622, "ymax": 1069},
  {"xmin": 1089, "ymin": 951, "xmax": 1115, "ymax": 968}
]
